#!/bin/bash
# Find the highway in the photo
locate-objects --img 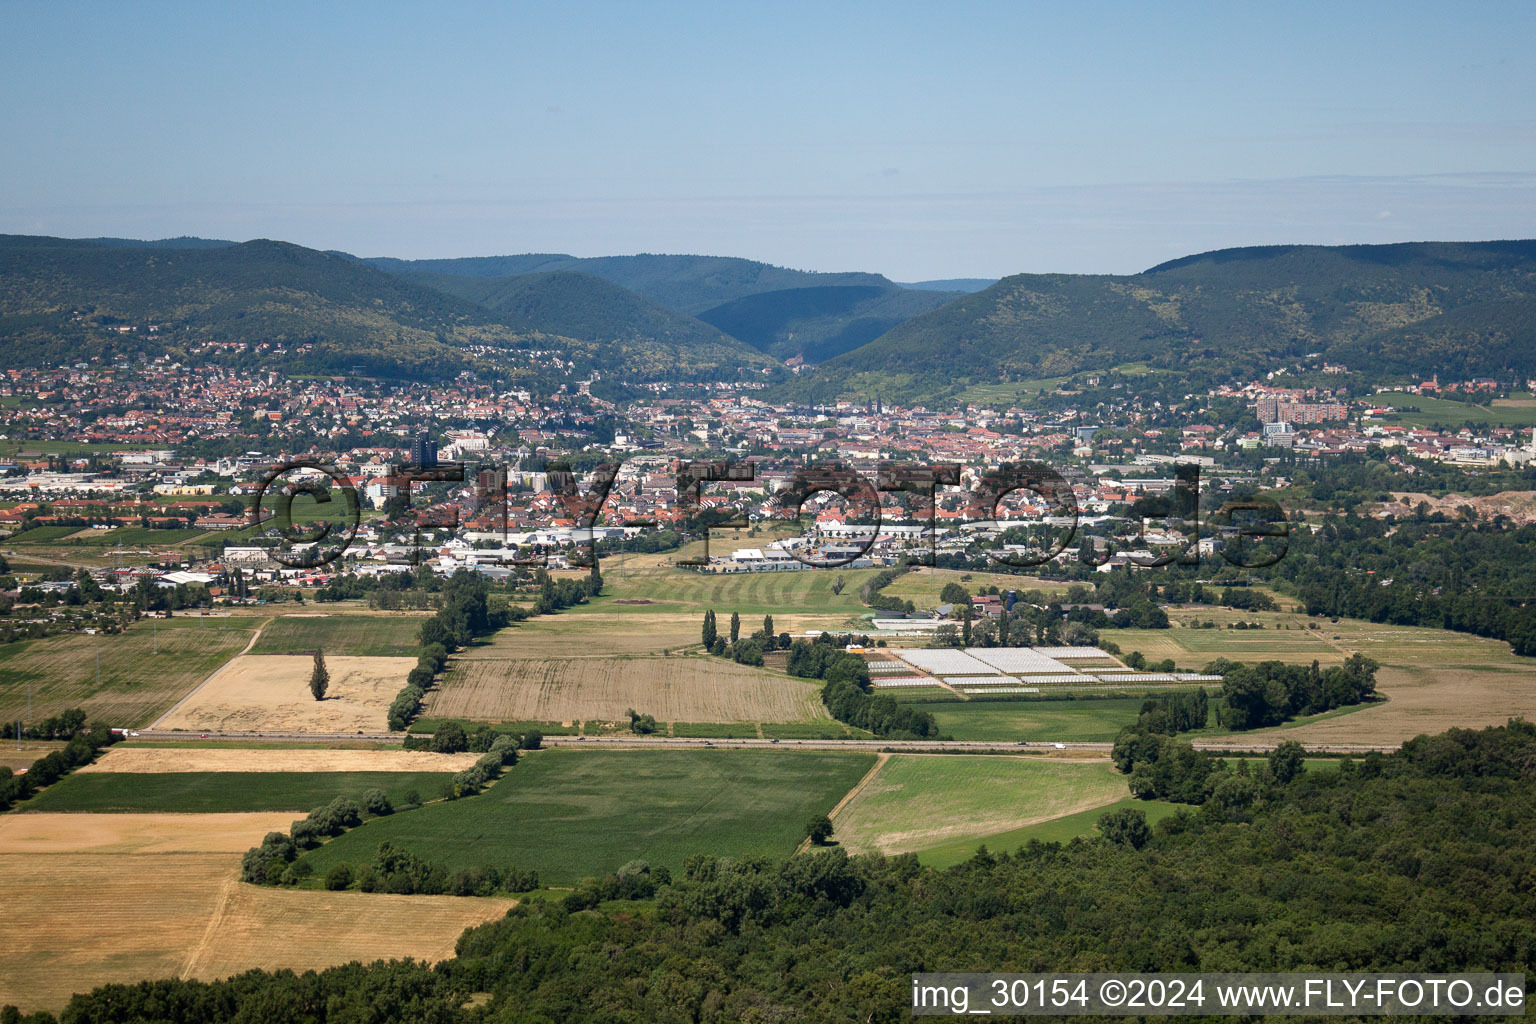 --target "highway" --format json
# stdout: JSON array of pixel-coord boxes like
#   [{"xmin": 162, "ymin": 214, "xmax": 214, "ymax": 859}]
[{"xmin": 131, "ymin": 729, "xmax": 1400, "ymax": 756}]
